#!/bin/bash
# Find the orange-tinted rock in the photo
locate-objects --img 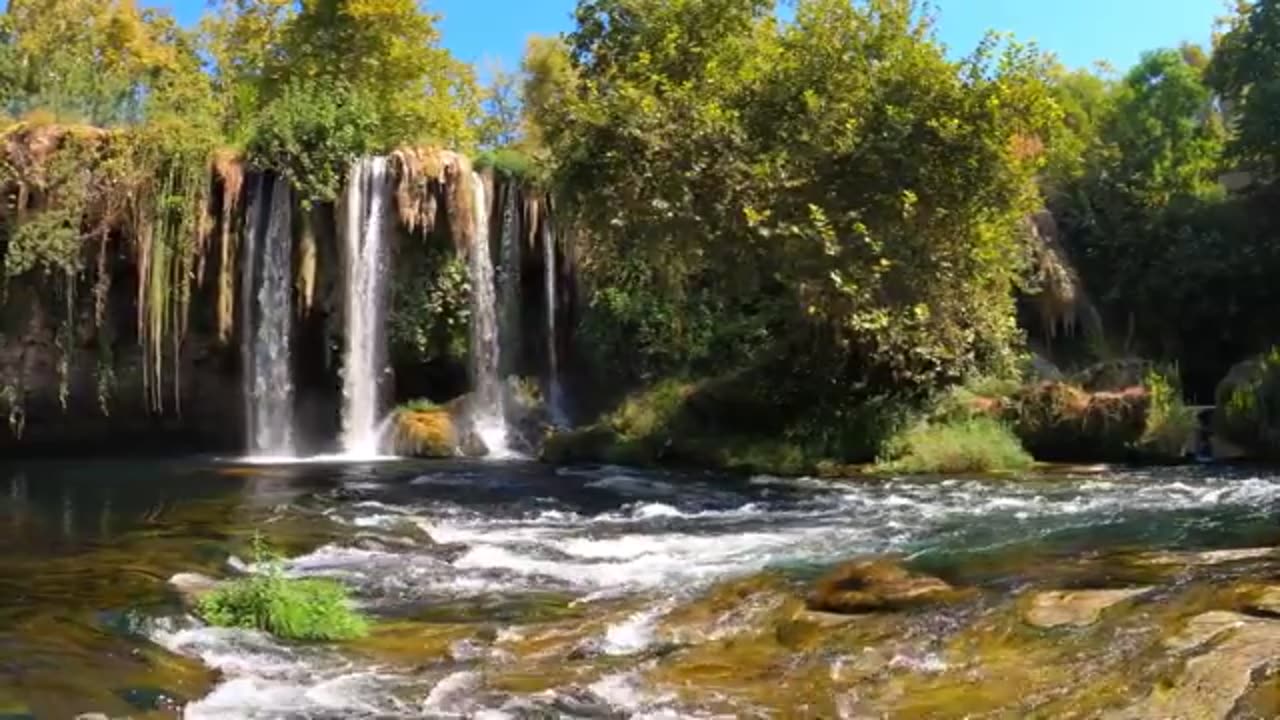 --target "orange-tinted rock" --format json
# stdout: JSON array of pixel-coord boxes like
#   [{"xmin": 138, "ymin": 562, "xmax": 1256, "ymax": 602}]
[{"xmin": 391, "ymin": 408, "xmax": 457, "ymax": 458}]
